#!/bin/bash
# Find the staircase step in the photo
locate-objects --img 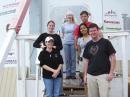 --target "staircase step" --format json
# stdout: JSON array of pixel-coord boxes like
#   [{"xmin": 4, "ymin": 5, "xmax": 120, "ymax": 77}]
[{"xmin": 60, "ymin": 95, "xmax": 86, "ymax": 97}]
